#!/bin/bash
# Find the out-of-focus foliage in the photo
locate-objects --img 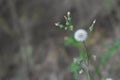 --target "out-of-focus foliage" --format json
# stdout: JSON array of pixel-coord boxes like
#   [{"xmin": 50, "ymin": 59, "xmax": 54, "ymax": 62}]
[{"xmin": 96, "ymin": 39, "xmax": 120, "ymax": 75}]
